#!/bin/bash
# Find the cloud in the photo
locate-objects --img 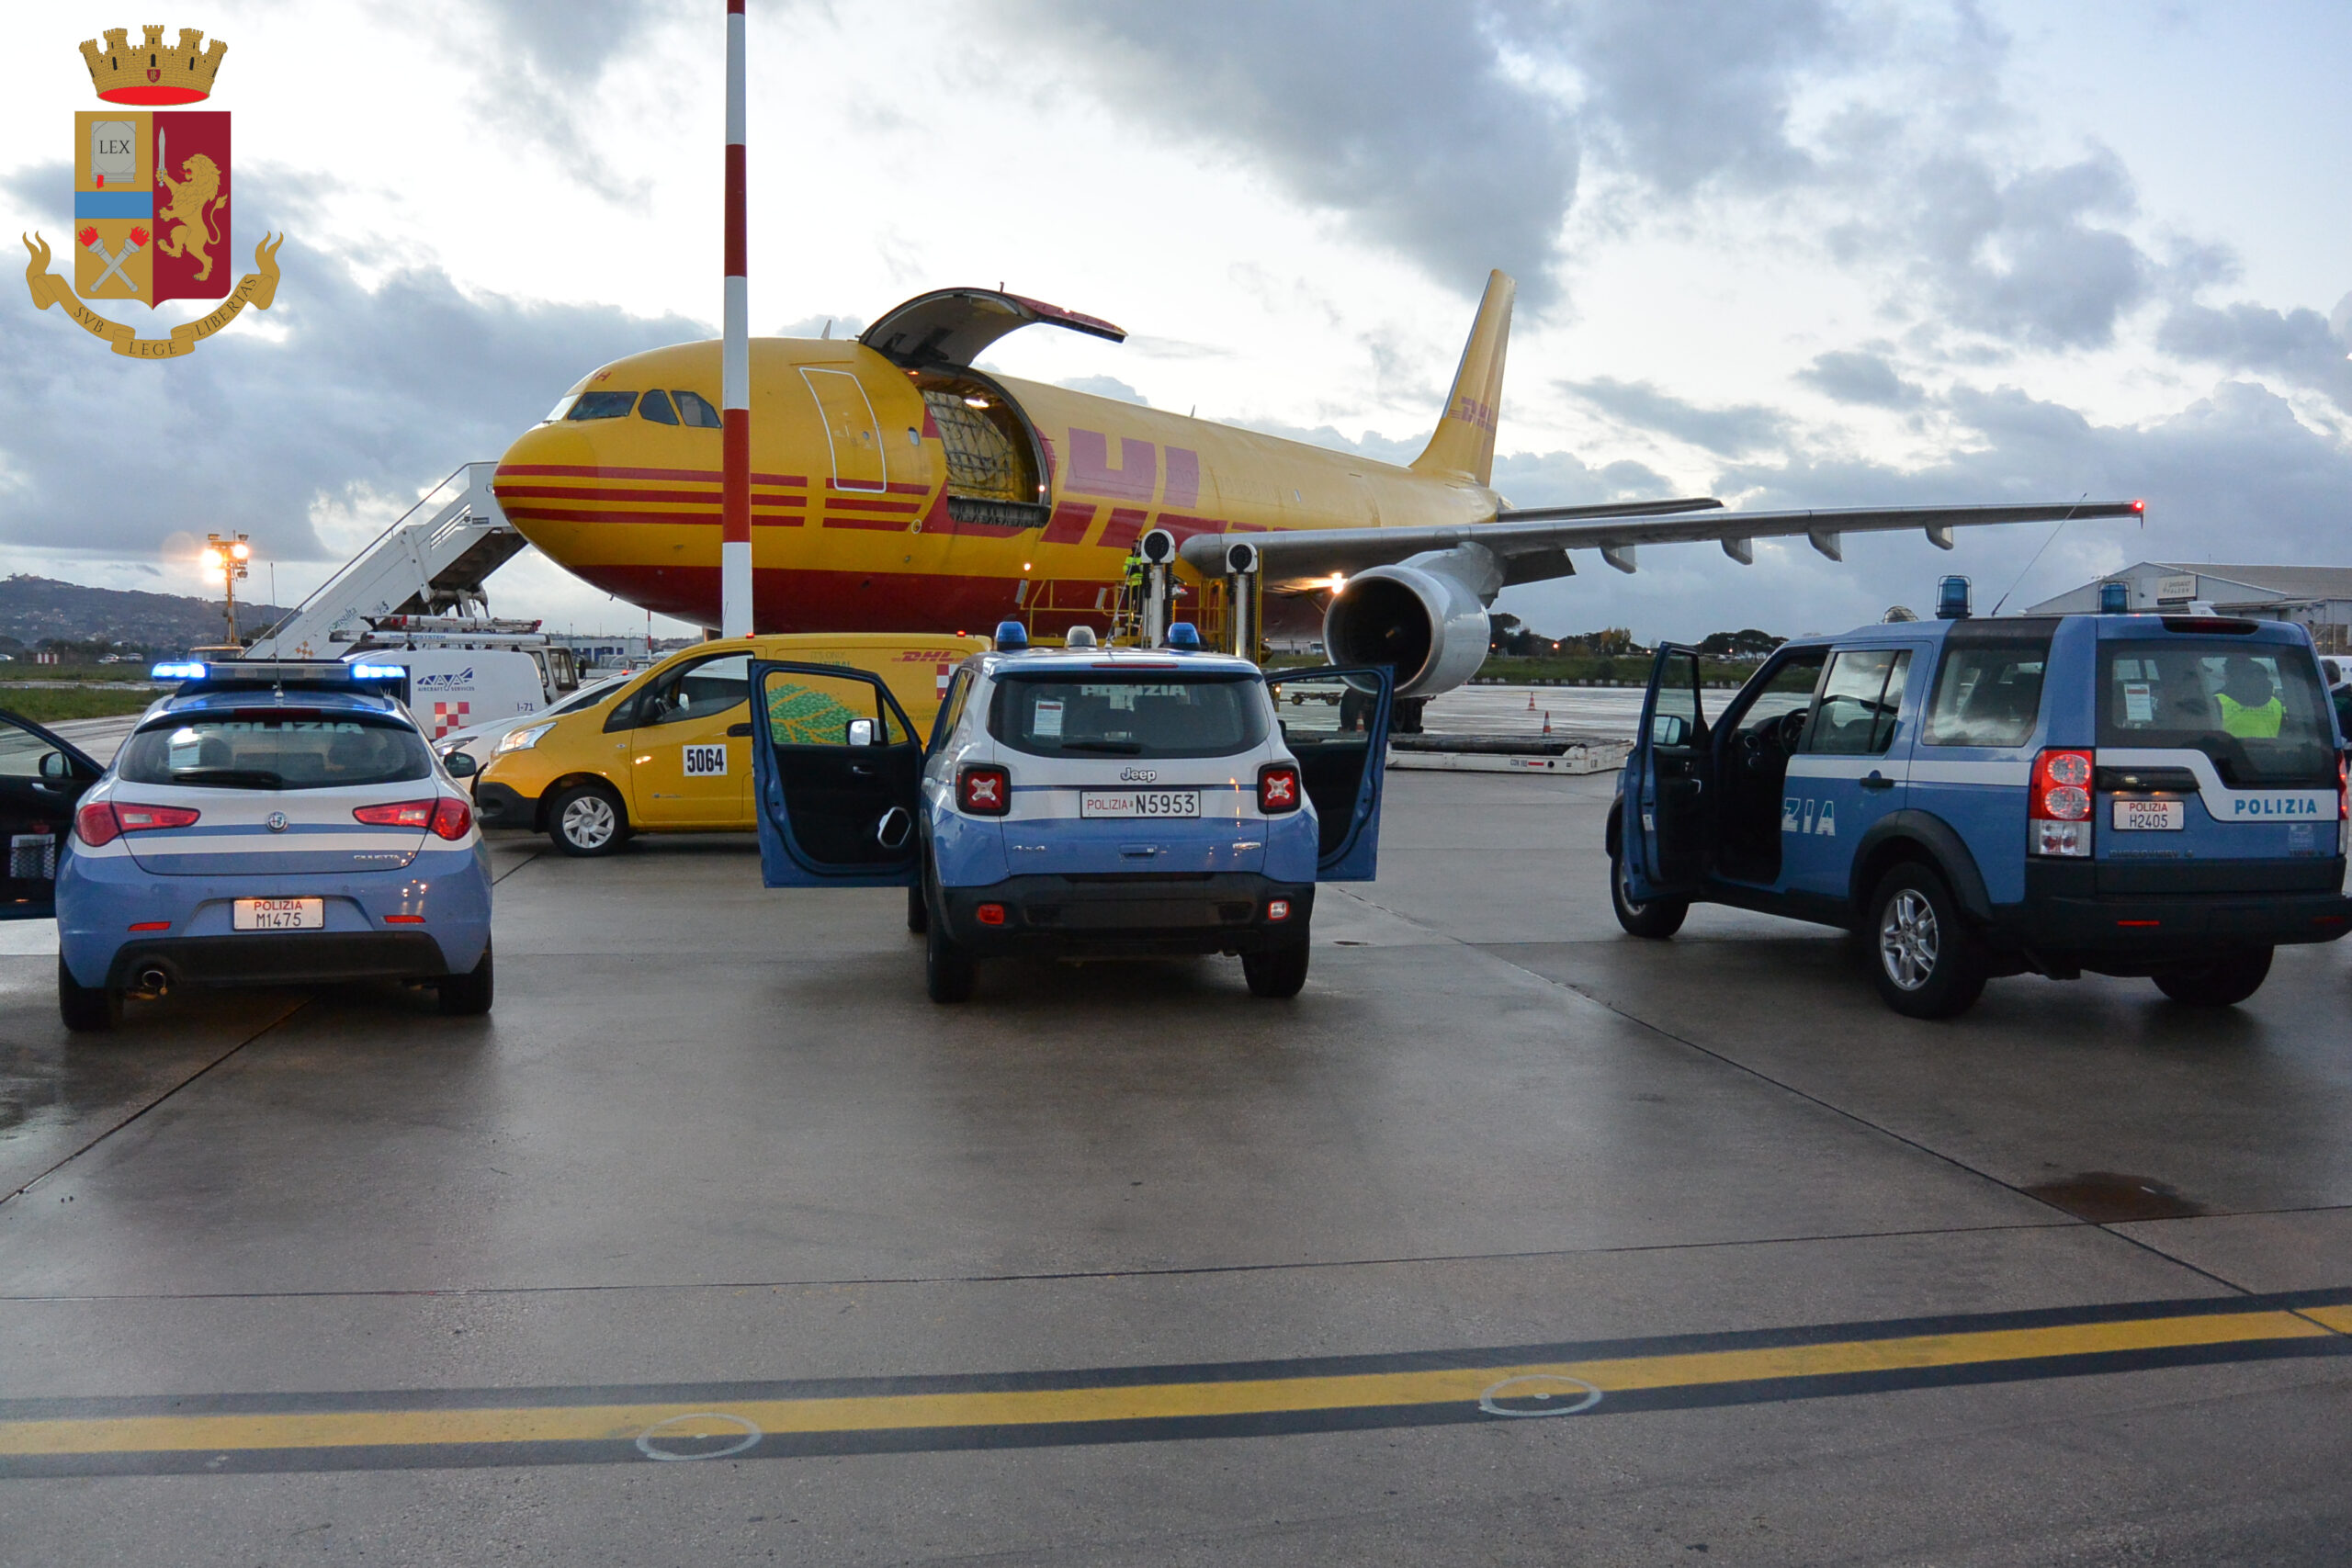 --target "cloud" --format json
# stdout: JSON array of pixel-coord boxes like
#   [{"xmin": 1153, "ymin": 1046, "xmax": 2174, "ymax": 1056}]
[
  {"xmin": 1490, "ymin": 449, "xmax": 1683, "ymax": 507},
  {"xmin": 2, "ymin": 169, "xmax": 707, "ymax": 564},
  {"xmin": 1563, "ymin": 376, "xmax": 1791, "ymax": 456},
  {"xmin": 1548, "ymin": 0, "xmax": 1841, "ymax": 196},
  {"xmin": 2157, "ymin": 301, "xmax": 2352, "ymax": 412},
  {"xmin": 1231, "ymin": 420, "xmax": 1426, "ymax": 468},
  {"xmin": 1000, "ymin": 0, "xmax": 1580, "ymax": 307},
  {"xmin": 1796, "ymin": 350, "xmax": 1923, "ymax": 409},
  {"xmin": 771, "ymin": 313, "xmax": 866, "ymax": 339},
  {"xmin": 467, "ymin": 0, "xmax": 678, "ymax": 83},
  {"xmin": 1904, "ymin": 151, "xmax": 2150, "ymax": 350},
  {"xmin": 1056, "ymin": 375, "xmax": 1150, "ymax": 406}
]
